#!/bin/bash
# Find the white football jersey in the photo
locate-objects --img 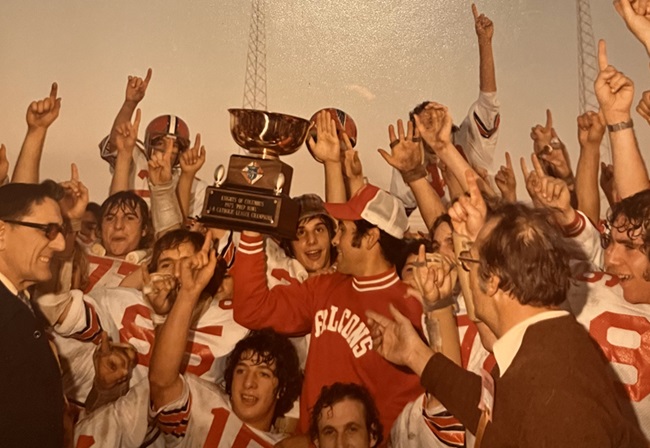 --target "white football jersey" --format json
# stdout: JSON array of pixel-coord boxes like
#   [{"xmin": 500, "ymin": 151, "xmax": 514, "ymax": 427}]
[
  {"xmin": 565, "ymin": 212, "xmax": 650, "ymax": 439},
  {"xmin": 567, "ymin": 272, "xmax": 650, "ymax": 439},
  {"xmin": 83, "ymin": 255, "xmax": 140, "ymax": 293},
  {"xmin": 54, "ymin": 287, "xmax": 249, "ymax": 404},
  {"xmin": 152, "ymin": 374, "xmax": 285, "ymax": 448},
  {"xmin": 73, "ymin": 380, "xmax": 164, "ymax": 448},
  {"xmin": 390, "ymin": 394, "xmax": 465, "ymax": 448}
]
